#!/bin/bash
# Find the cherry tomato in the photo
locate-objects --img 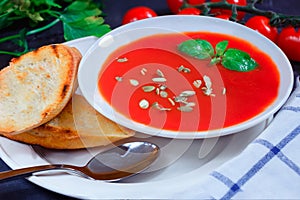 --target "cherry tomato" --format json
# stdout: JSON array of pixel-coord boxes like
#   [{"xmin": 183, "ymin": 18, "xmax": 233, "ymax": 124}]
[
  {"xmin": 277, "ymin": 26, "xmax": 300, "ymax": 62},
  {"xmin": 178, "ymin": 7, "xmax": 201, "ymax": 15},
  {"xmin": 215, "ymin": 14, "xmax": 230, "ymax": 20},
  {"xmin": 245, "ymin": 16, "xmax": 278, "ymax": 42},
  {"xmin": 188, "ymin": 0, "xmax": 206, "ymax": 5},
  {"xmin": 122, "ymin": 6, "xmax": 157, "ymax": 25},
  {"xmin": 210, "ymin": 0, "xmax": 247, "ymax": 20},
  {"xmin": 167, "ymin": 0, "xmax": 205, "ymax": 14}
]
